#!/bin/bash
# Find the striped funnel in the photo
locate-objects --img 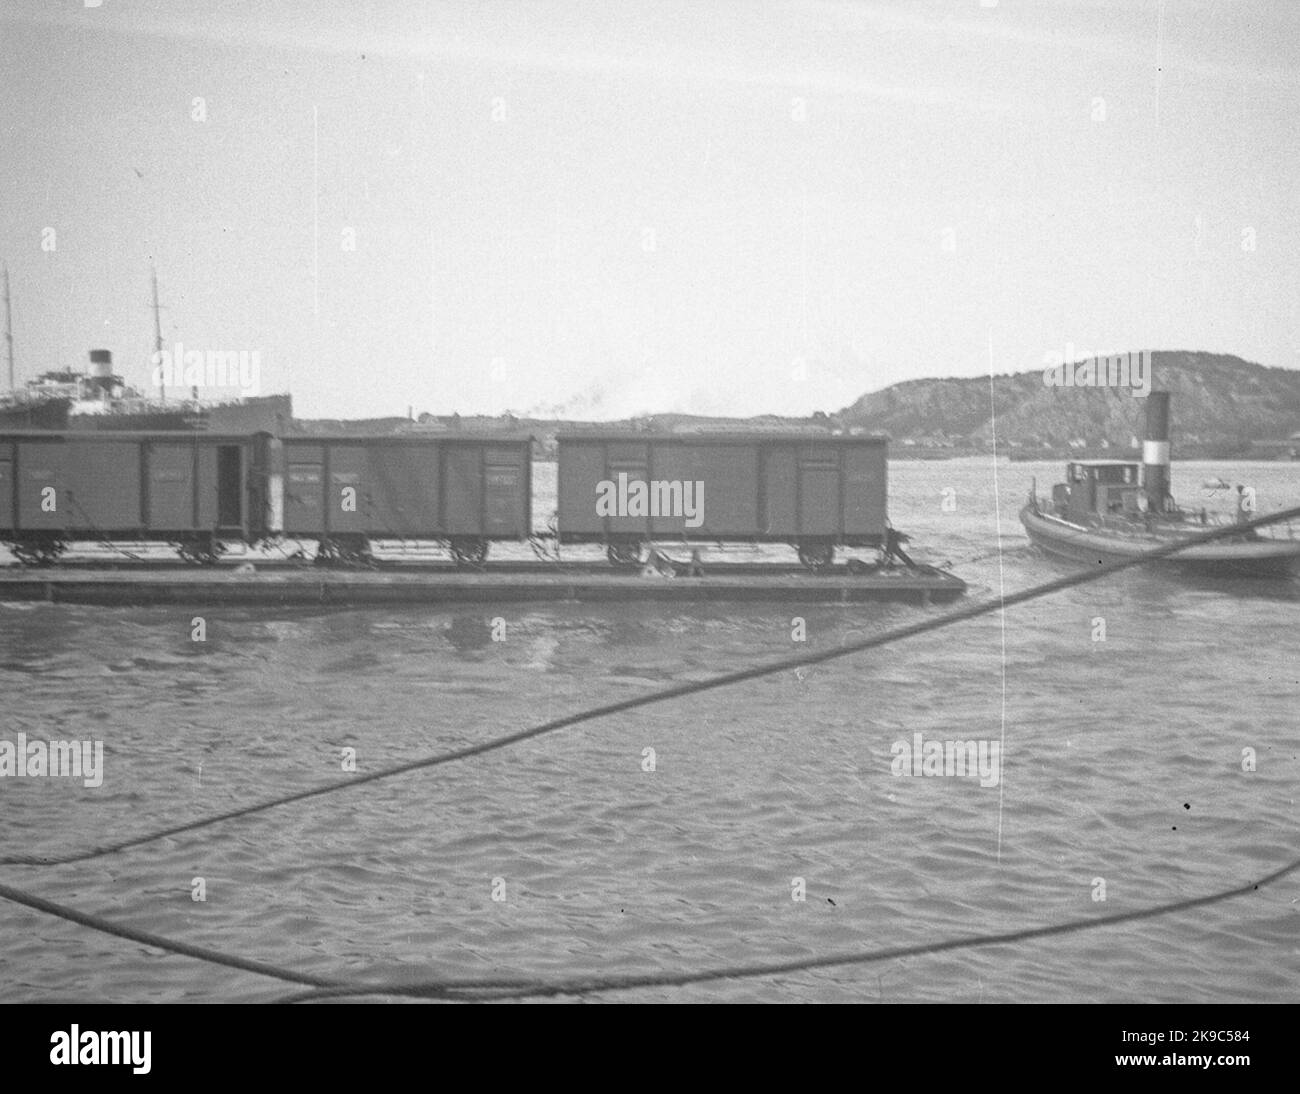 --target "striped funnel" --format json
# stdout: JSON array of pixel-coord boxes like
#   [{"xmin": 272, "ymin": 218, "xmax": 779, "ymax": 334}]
[{"xmin": 1143, "ymin": 391, "xmax": 1172, "ymax": 511}]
